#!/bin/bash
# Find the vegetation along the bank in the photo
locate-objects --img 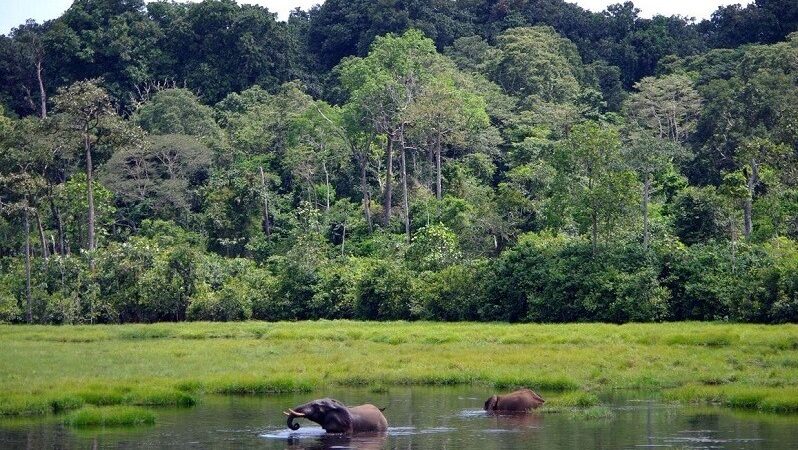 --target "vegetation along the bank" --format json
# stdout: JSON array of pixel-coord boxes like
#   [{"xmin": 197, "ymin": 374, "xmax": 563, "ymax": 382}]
[
  {"xmin": 1, "ymin": 0, "xmax": 798, "ymax": 326},
  {"xmin": 1, "ymin": 321, "xmax": 797, "ymax": 422}
]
